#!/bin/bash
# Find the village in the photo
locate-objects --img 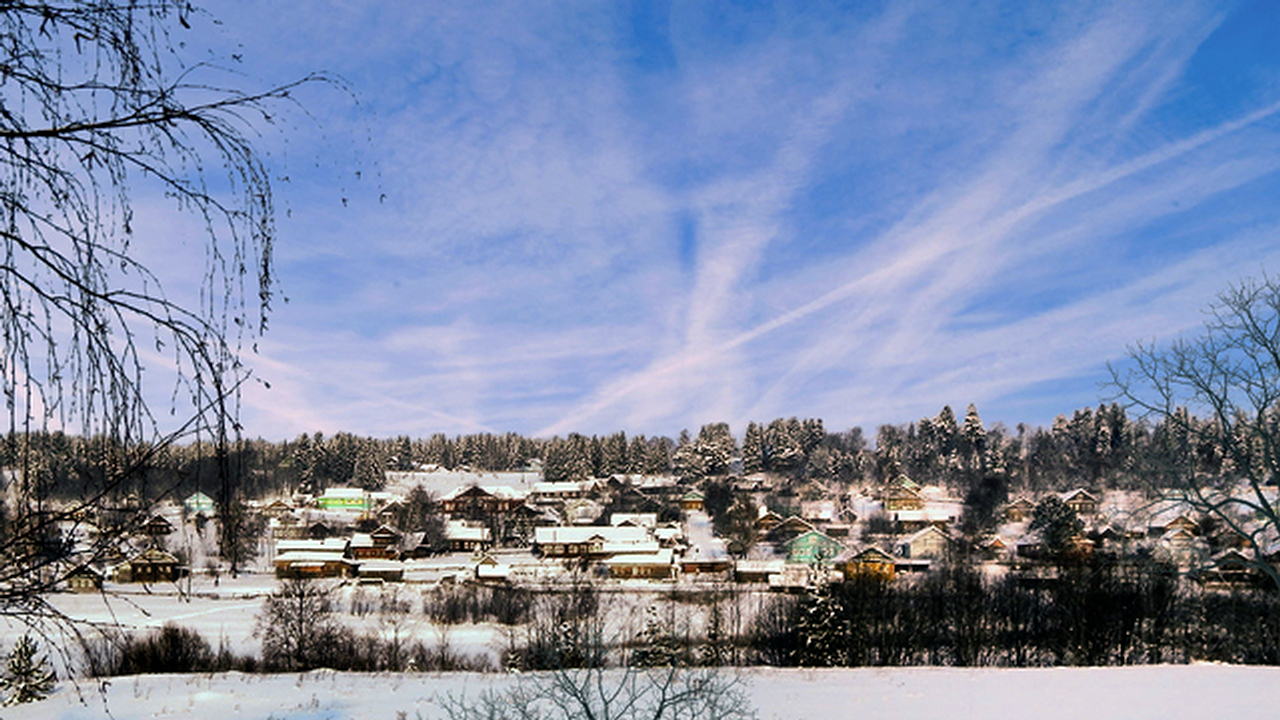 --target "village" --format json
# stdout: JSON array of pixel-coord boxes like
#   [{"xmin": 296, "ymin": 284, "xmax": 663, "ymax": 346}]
[{"xmin": 54, "ymin": 463, "xmax": 1270, "ymax": 598}]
